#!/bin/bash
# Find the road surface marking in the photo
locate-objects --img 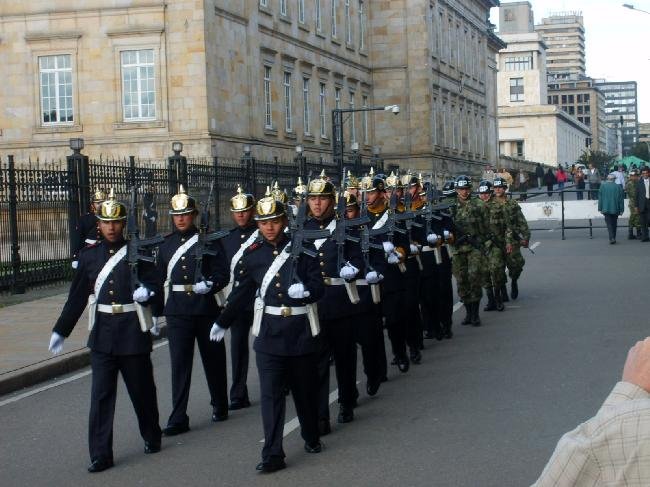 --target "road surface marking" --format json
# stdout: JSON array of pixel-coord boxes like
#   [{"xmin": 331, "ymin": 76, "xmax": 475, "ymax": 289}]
[
  {"xmin": 531, "ymin": 241, "xmax": 541, "ymax": 250},
  {"xmin": 548, "ymin": 229, "xmax": 555, "ymax": 232},
  {"xmin": 0, "ymin": 340, "xmax": 169, "ymax": 408},
  {"xmin": 453, "ymin": 302, "xmax": 463, "ymax": 313}
]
